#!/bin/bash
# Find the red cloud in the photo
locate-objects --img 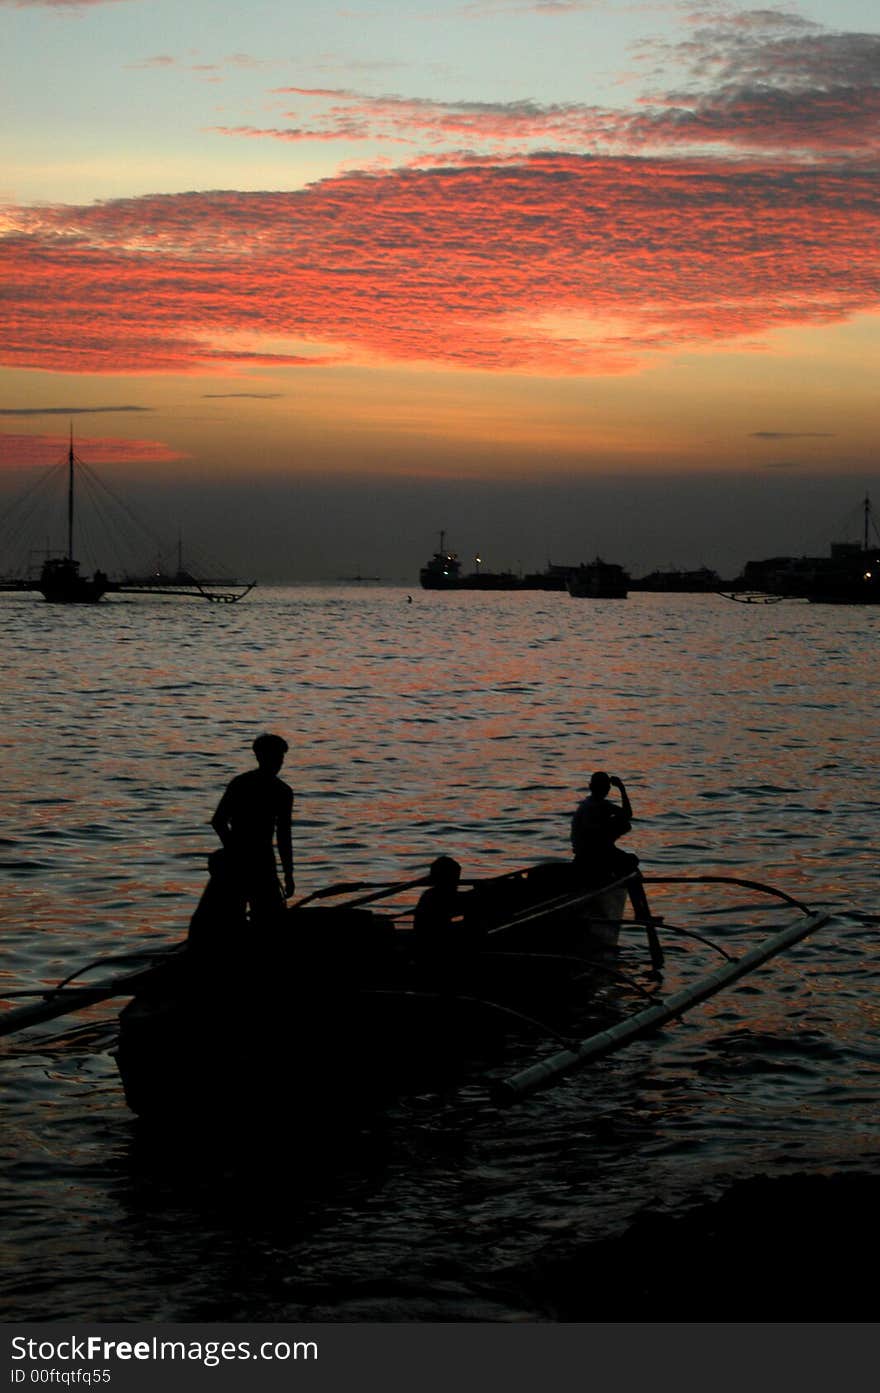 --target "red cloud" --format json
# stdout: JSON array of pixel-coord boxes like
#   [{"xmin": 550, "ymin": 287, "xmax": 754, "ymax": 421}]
[
  {"xmin": 1, "ymin": 153, "xmax": 877, "ymax": 376},
  {"xmin": 0, "ymin": 432, "xmax": 186, "ymax": 469}
]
